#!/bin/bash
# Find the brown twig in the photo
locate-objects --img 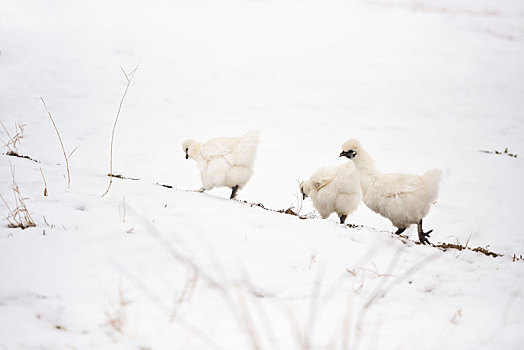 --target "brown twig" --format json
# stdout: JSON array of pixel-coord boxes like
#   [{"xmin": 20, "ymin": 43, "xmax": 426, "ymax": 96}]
[
  {"xmin": 170, "ymin": 268, "xmax": 199, "ymax": 322},
  {"xmin": 0, "ymin": 121, "xmax": 15, "ymax": 148},
  {"xmin": 104, "ymin": 282, "xmax": 130, "ymax": 334},
  {"xmin": 41, "ymin": 97, "xmax": 71, "ymax": 189},
  {"xmin": 102, "ymin": 64, "xmax": 139, "ymax": 197},
  {"xmin": 40, "ymin": 168, "xmax": 48, "ymax": 197},
  {"xmin": 68, "ymin": 144, "xmax": 80, "ymax": 159}
]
